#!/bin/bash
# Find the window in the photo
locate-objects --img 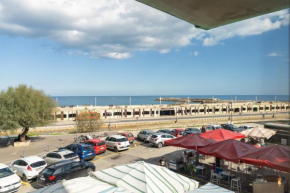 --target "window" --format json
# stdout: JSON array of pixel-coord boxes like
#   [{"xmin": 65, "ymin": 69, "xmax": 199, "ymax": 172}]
[
  {"xmin": 41, "ymin": 168, "xmax": 55, "ymax": 176},
  {"xmin": 31, "ymin": 161, "xmax": 46, "ymax": 168},
  {"xmin": 172, "ymin": 130, "xmax": 176, "ymax": 133},
  {"xmin": 0, "ymin": 167, "xmax": 14, "ymax": 178},
  {"xmin": 117, "ymin": 138, "xmax": 128, "ymax": 142},
  {"xmin": 111, "ymin": 138, "xmax": 116, "ymax": 142},
  {"xmin": 46, "ymin": 153, "xmax": 54, "ymax": 158},
  {"xmin": 64, "ymin": 153, "xmax": 77, "ymax": 159},
  {"xmin": 63, "ymin": 164, "xmax": 71, "ymax": 172},
  {"xmin": 161, "ymin": 135, "xmax": 166, "ymax": 138},
  {"xmin": 84, "ymin": 141, "xmax": 94, "ymax": 146},
  {"xmin": 166, "ymin": 135, "xmax": 173, "ymax": 138},
  {"xmin": 18, "ymin": 160, "xmax": 28, "ymax": 166},
  {"xmin": 127, "ymin": 133, "xmax": 133, "ymax": 137},
  {"xmin": 83, "ymin": 146, "xmax": 93, "ymax": 151},
  {"xmin": 66, "ymin": 145, "xmax": 74, "ymax": 151},
  {"xmin": 70, "ymin": 162, "xmax": 81, "ymax": 169},
  {"xmin": 98, "ymin": 141, "xmax": 105, "ymax": 146}
]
